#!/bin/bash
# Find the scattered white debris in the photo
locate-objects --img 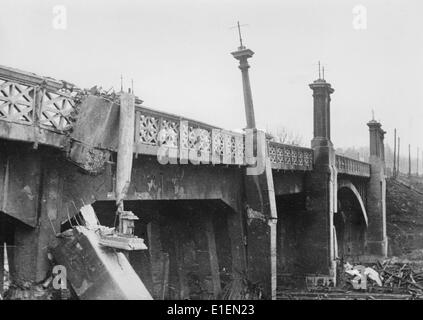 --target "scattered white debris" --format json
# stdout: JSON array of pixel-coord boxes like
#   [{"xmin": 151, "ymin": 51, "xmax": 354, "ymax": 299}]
[
  {"xmin": 344, "ymin": 263, "xmax": 383, "ymax": 289},
  {"xmin": 364, "ymin": 267, "xmax": 383, "ymax": 286}
]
